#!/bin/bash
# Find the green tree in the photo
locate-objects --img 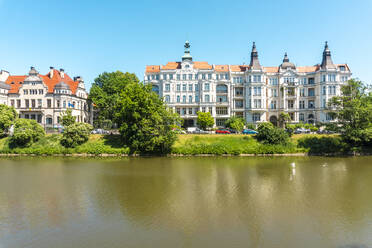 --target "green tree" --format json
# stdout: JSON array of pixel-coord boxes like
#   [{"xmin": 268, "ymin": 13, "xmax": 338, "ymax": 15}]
[
  {"xmin": 89, "ymin": 71, "xmax": 139, "ymax": 124},
  {"xmin": 196, "ymin": 112, "xmax": 214, "ymax": 130},
  {"xmin": 60, "ymin": 123, "xmax": 93, "ymax": 148},
  {"xmin": 256, "ymin": 122, "xmax": 289, "ymax": 145},
  {"xmin": 61, "ymin": 109, "xmax": 75, "ymax": 127},
  {"xmin": 115, "ymin": 81, "xmax": 181, "ymax": 154},
  {"xmin": 0, "ymin": 104, "xmax": 17, "ymax": 137},
  {"xmin": 225, "ymin": 116, "xmax": 246, "ymax": 132},
  {"xmin": 328, "ymin": 79, "xmax": 372, "ymax": 148},
  {"xmin": 279, "ymin": 112, "xmax": 291, "ymax": 128},
  {"xmin": 10, "ymin": 119, "xmax": 45, "ymax": 147}
]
